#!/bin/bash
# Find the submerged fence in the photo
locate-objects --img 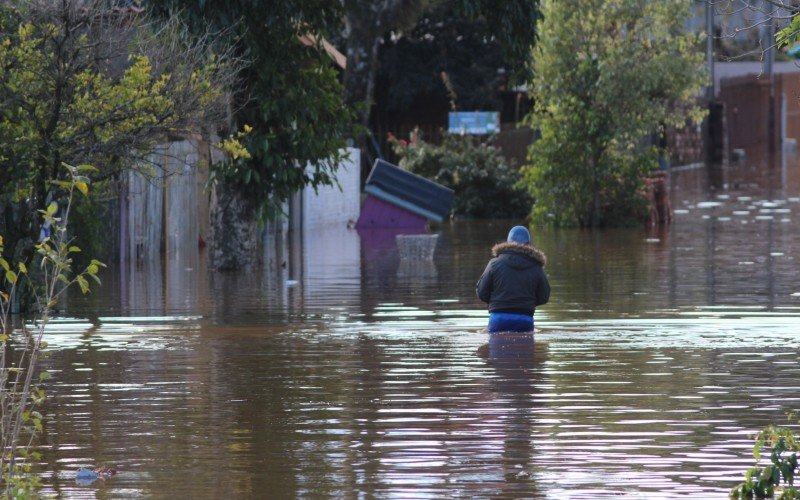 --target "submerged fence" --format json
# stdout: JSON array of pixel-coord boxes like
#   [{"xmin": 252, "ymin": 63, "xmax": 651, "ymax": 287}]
[
  {"xmin": 121, "ymin": 144, "xmax": 361, "ymax": 266},
  {"xmin": 121, "ymin": 139, "xmax": 209, "ymax": 264}
]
